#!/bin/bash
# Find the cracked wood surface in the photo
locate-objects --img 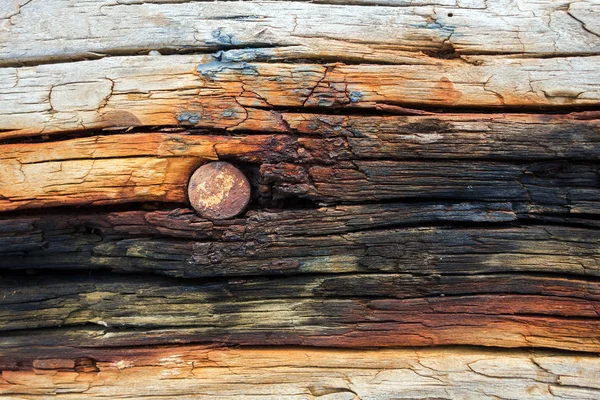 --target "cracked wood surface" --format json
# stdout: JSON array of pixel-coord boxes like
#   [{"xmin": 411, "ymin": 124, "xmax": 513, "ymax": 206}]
[
  {"xmin": 2, "ymin": 0, "xmax": 600, "ymax": 395},
  {"xmin": 1, "ymin": 207, "xmax": 598, "ymax": 277},
  {"xmin": 0, "ymin": 271, "xmax": 599, "ymax": 353},
  {"xmin": 2, "ymin": 54, "xmax": 600, "ymax": 139},
  {"xmin": 2, "ymin": 347, "xmax": 599, "ymax": 399},
  {"xmin": 1, "ymin": 0, "xmax": 600, "ymax": 66},
  {"xmin": 1, "ymin": 114, "xmax": 600, "ymax": 212}
]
